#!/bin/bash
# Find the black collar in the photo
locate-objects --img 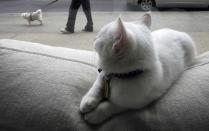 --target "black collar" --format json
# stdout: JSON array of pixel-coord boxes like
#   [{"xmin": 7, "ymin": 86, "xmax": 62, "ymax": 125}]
[{"xmin": 98, "ymin": 68, "xmax": 144, "ymax": 79}]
